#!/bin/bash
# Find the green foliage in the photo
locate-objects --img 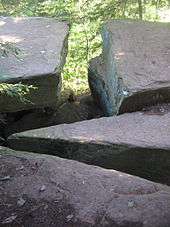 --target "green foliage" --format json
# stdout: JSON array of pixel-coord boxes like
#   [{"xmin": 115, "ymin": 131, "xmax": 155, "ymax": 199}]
[
  {"xmin": 0, "ymin": 0, "xmax": 170, "ymax": 94},
  {"xmin": 0, "ymin": 41, "xmax": 21, "ymax": 58},
  {"xmin": 0, "ymin": 82, "xmax": 37, "ymax": 103}
]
